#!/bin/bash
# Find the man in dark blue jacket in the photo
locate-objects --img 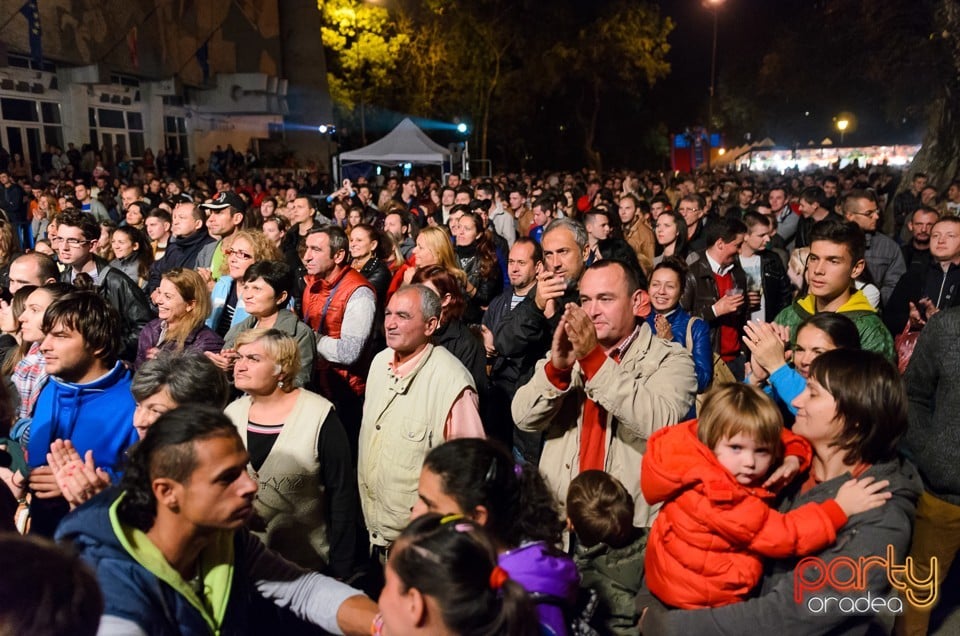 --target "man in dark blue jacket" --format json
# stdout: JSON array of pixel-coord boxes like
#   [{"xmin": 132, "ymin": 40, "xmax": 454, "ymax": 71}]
[
  {"xmin": 56, "ymin": 406, "xmax": 377, "ymax": 636},
  {"xmin": 146, "ymin": 199, "xmax": 215, "ymax": 295}
]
